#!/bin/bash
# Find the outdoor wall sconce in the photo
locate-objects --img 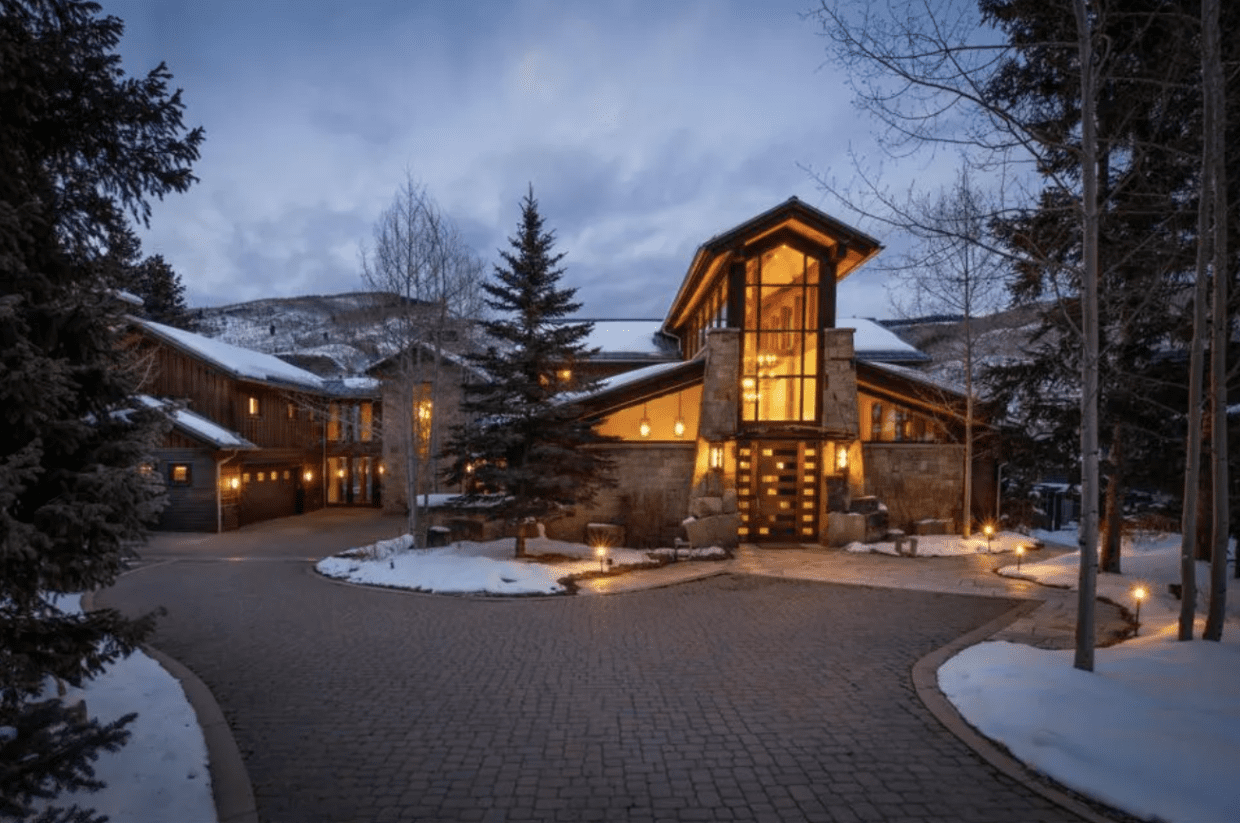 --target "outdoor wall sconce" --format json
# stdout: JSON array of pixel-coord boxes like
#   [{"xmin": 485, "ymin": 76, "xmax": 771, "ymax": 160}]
[
  {"xmin": 377, "ymin": 464, "xmax": 384, "ymax": 475},
  {"xmin": 639, "ymin": 404, "xmax": 651, "ymax": 438},
  {"xmin": 709, "ymin": 444, "xmax": 724, "ymax": 470},
  {"xmin": 836, "ymin": 446, "xmax": 848, "ymax": 471},
  {"xmin": 229, "ymin": 477, "xmax": 240, "ymax": 490},
  {"xmin": 337, "ymin": 468, "xmax": 345, "ymax": 478},
  {"xmin": 303, "ymin": 470, "xmax": 313, "ymax": 482}
]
